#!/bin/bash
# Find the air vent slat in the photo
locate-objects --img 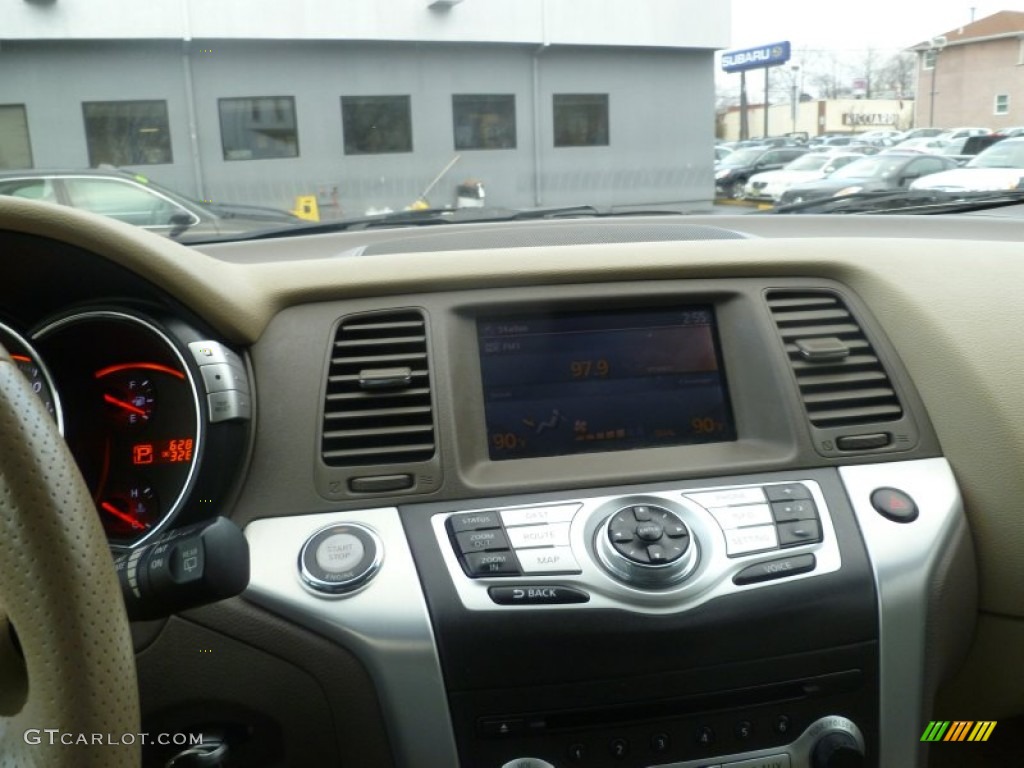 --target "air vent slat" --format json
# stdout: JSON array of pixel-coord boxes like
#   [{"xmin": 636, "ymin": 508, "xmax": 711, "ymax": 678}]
[
  {"xmin": 334, "ymin": 334, "xmax": 426, "ymax": 348},
  {"xmin": 326, "ymin": 387, "xmax": 432, "ymax": 402},
  {"xmin": 767, "ymin": 290, "xmax": 903, "ymax": 432},
  {"xmin": 321, "ymin": 310, "xmax": 436, "ymax": 468},
  {"xmin": 330, "ymin": 352, "xmax": 428, "ymax": 367}
]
